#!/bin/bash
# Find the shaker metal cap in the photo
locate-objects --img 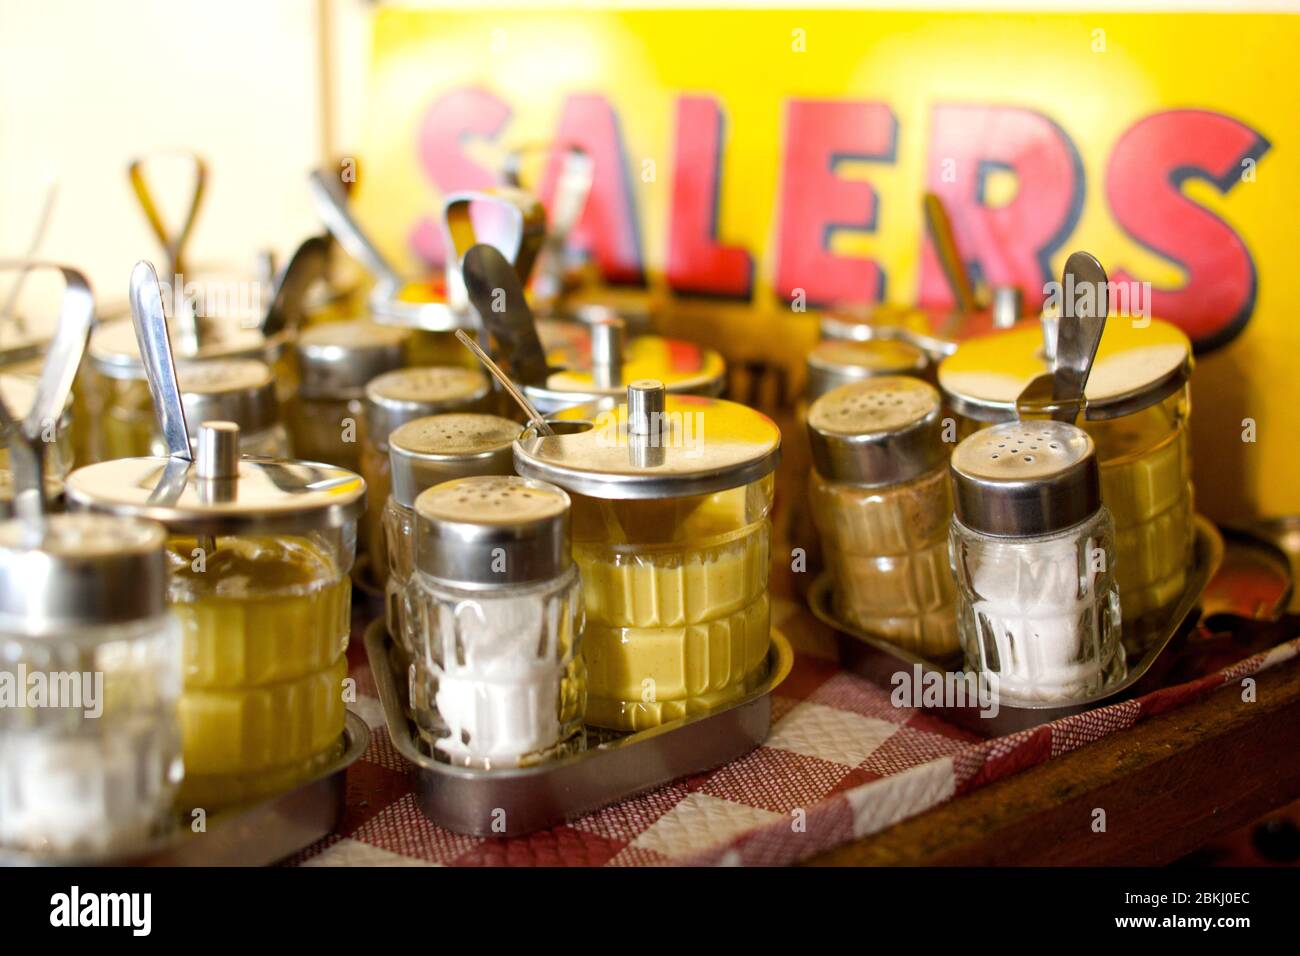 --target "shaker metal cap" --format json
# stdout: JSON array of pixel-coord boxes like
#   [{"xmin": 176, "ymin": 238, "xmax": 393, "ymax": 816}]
[
  {"xmin": 805, "ymin": 339, "xmax": 929, "ymax": 403},
  {"xmin": 514, "ymin": 382, "xmax": 781, "ymax": 500},
  {"xmin": 295, "ymin": 319, "xmax": 411, "ymax": 399},
  {"xmin": 523, "ymin": 334, "xmax": 726, "ymax": 414},
  {"xmin": 950, "ymin": 420, "xmax": 1101, "ymax": 537},
  {"xmin": 414, "ymin": 475, "xmax": 570, "ymax": 587},
  {"xmin": 65, "ymin": 423, "xmax": 366, "ymax": 535},
  {"xmin": 0, "ymin": 513, "xmax": 167, "ymax": 632},
  {"xmin": 807, "ymin": 377, "xmax": 946, "ymax": 487},
  {"xmin": 364, "ymin": 366, "xmax": 491, "ymax": 451},
  {"xmin": 89, "ymin": 315, "xmax": 283, "ymax": 380},
  {"xmin": 389, "ymin": 413, "xmax": 519, "ymax": 508},
  {"xmin": 177, "ymin": 359, "xmax": 279, "ymax": 436},
  {"xmin": 938, "ymin": 319, "xmax": 1192, "ymax": 422}
]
